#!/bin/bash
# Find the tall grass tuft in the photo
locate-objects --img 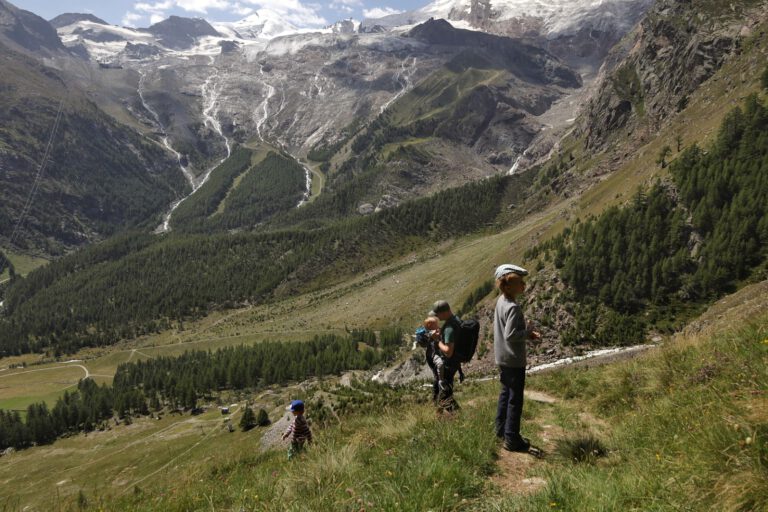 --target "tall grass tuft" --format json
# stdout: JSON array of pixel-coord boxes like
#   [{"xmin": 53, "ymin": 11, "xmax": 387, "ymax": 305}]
[{"xmin": 555, "ymin": 434, "xmax": 608, "ymax": 464}]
